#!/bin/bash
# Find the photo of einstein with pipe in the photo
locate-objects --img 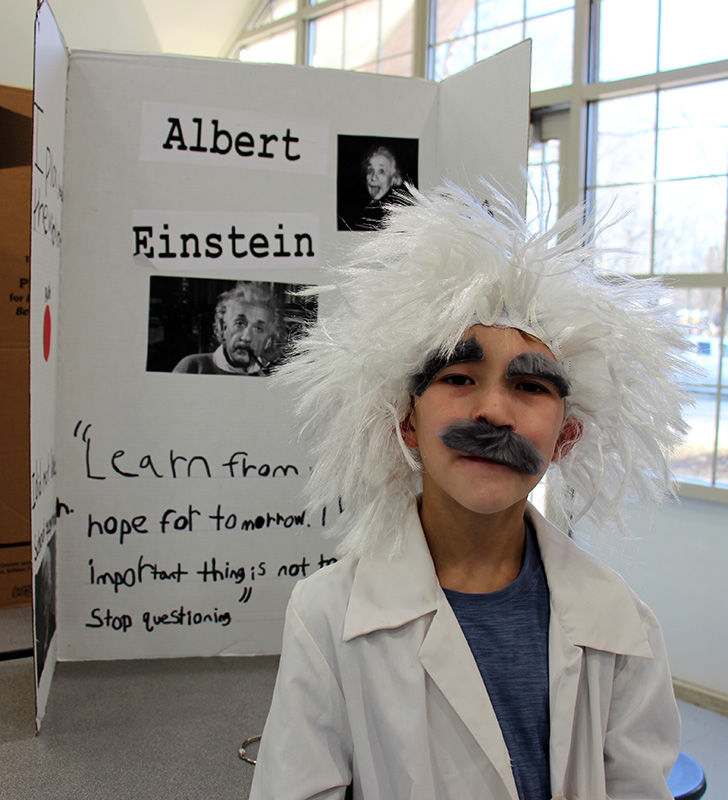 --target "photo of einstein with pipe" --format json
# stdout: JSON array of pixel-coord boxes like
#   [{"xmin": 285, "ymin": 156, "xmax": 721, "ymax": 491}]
[{"xmin": 146, "ymin": 277, "xmax": 317, "ymax": 376}]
